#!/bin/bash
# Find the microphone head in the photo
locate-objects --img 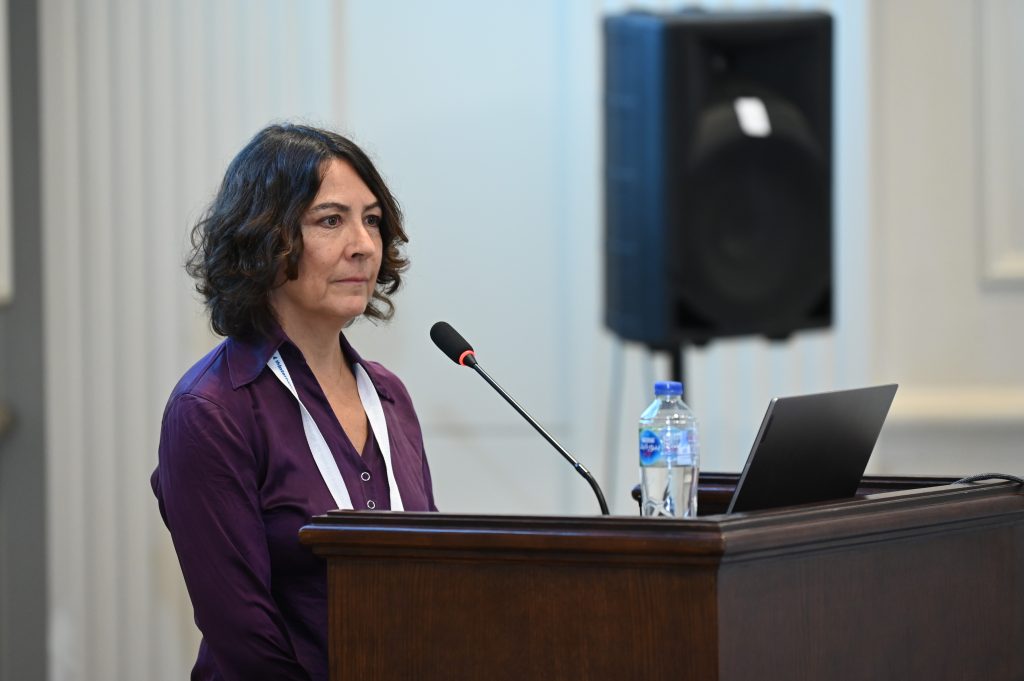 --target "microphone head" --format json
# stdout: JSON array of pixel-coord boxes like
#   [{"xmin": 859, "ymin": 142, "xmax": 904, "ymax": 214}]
[{"xmin": 430, "ymin": 321, "xmax": 477, "ymax": 366}]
